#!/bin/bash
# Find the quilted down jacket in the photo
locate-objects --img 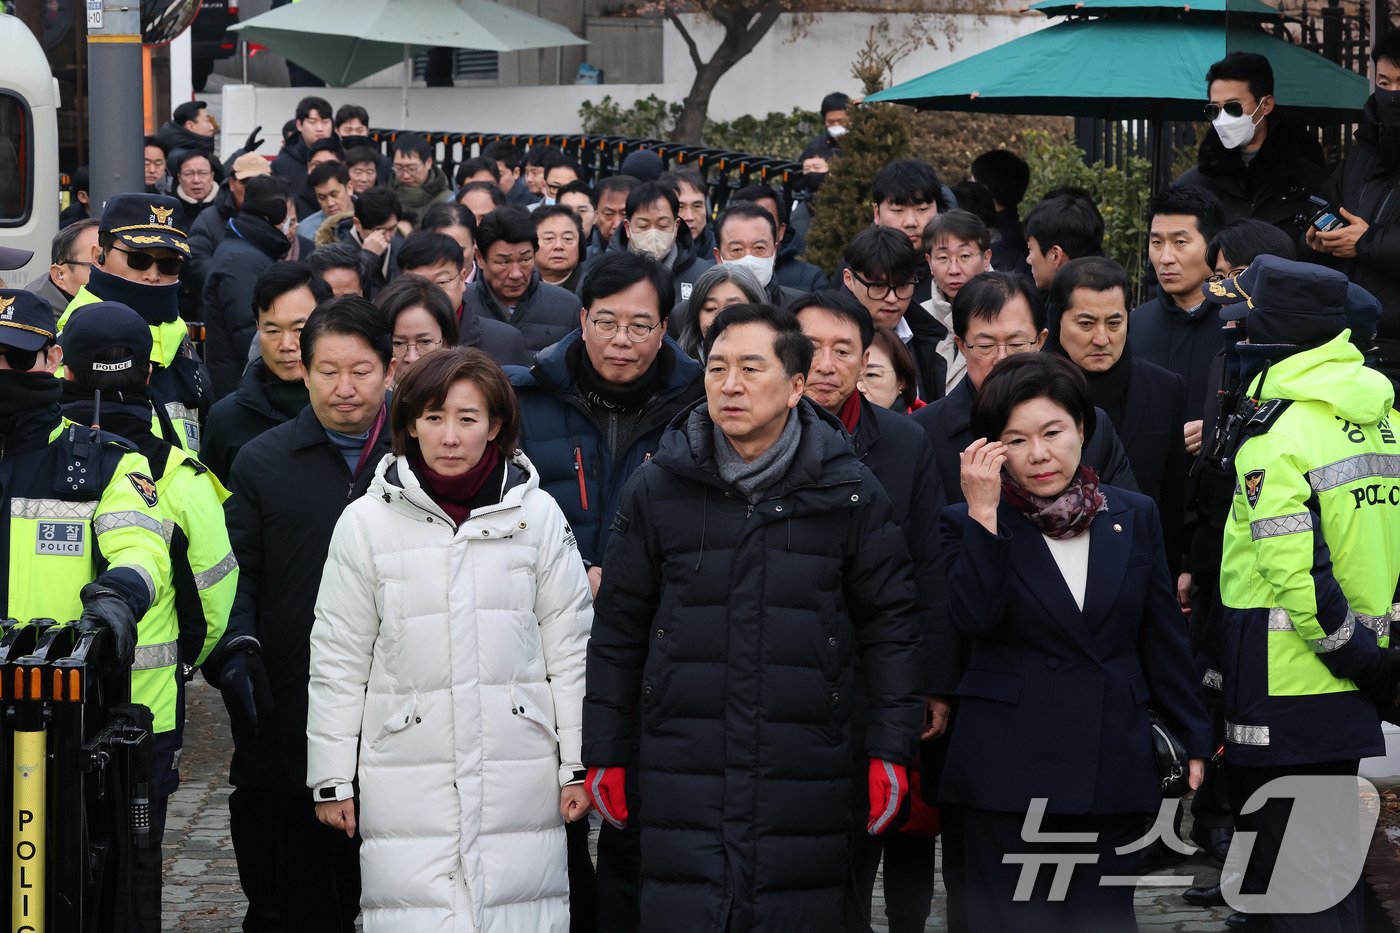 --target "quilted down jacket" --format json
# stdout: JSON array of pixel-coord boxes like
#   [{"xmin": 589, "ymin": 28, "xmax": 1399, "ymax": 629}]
[{"xmin": 307, "ymin": 452, "xmax": 592, "ymax": 932}]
